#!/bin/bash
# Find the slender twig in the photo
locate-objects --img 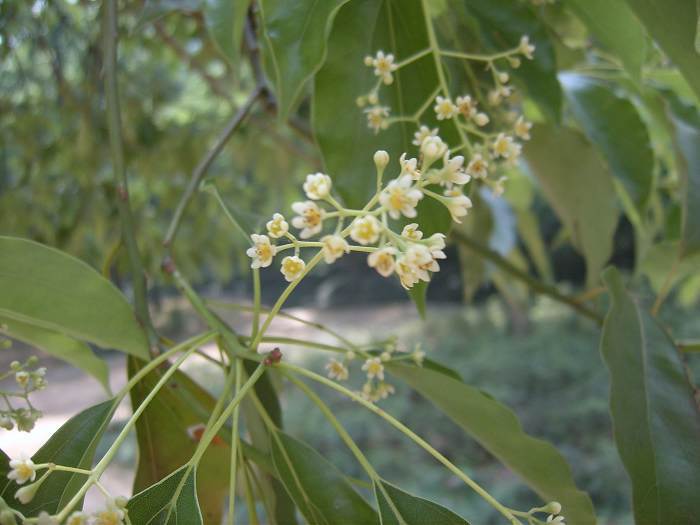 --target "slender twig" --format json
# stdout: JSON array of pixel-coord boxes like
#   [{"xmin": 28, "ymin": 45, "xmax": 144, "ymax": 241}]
[
  {"xmin": 451, "ymin": 230, "xmax": 604, "ymax": 324},
  {"xmin": 163, "ymin": 86, "xmax": 264, "ymax": 248},
  {"xmin": 103, "ymin": 0, "xmax": 159, "ymax": 353}
]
